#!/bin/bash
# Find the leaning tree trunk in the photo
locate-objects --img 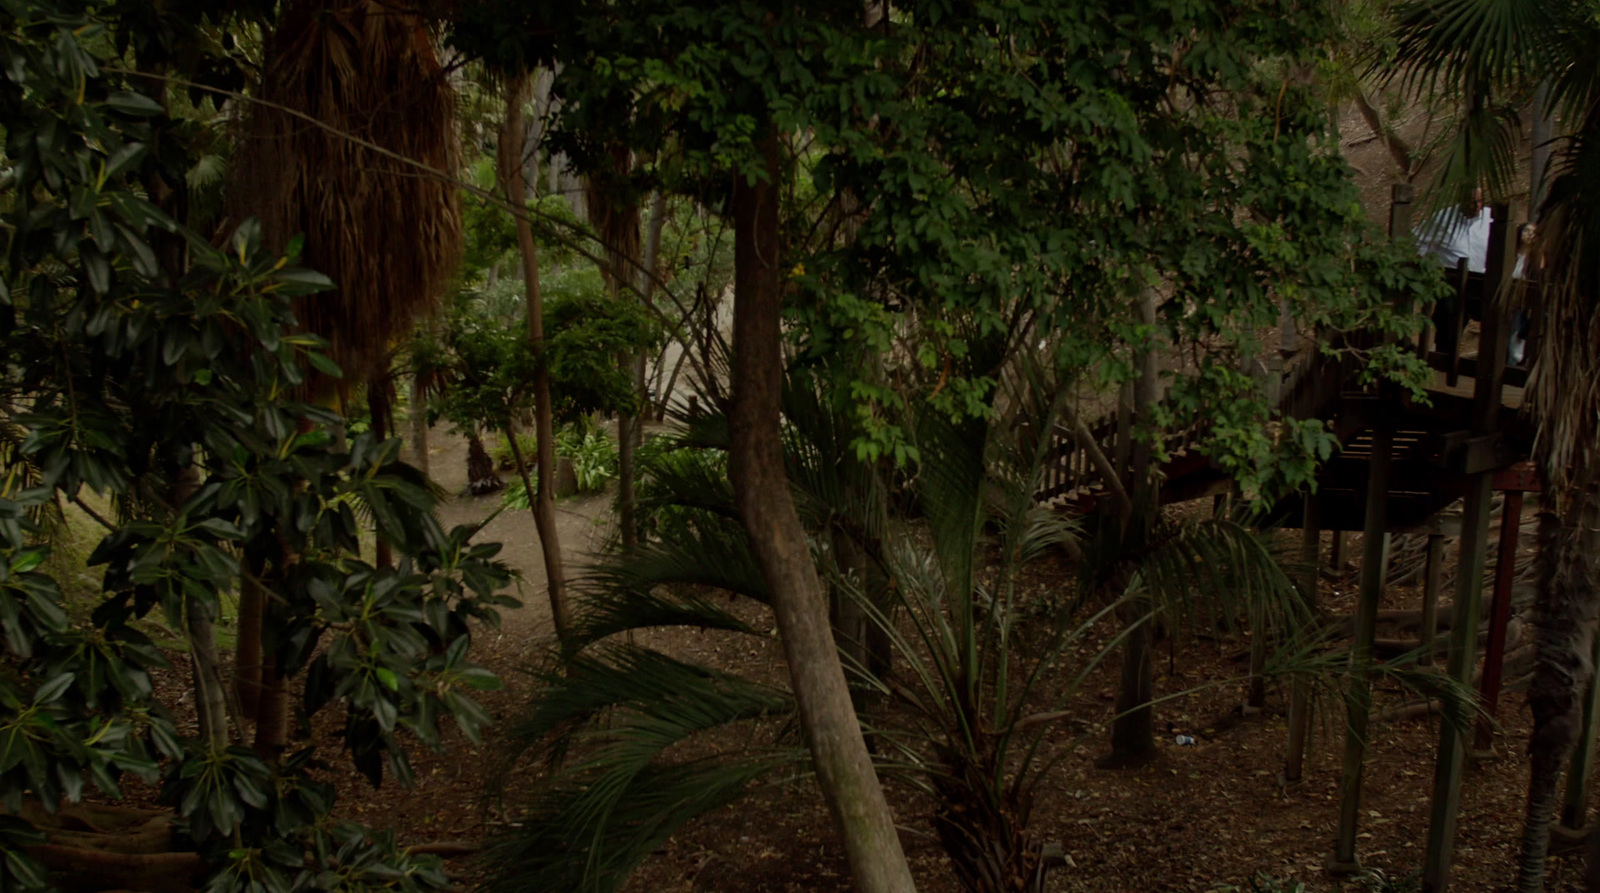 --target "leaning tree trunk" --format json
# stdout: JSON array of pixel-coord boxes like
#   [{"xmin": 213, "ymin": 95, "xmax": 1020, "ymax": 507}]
[
  {"xmin": 727, "ymin": 129, "xmax": 917, "ymax": 893},
  {"xmin": 500, "ymin": 71, "xmax": 570, "ymax": 641},
  {"xmin": 1519, "ymin": 480, "xmax": 1600, "ymax": 892}
]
